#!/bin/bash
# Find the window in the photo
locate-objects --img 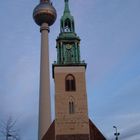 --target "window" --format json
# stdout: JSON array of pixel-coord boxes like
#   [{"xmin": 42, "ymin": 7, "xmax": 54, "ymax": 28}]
[
  {"xmin": 69, "ymin": 101, "xmax": 75, "ymax": 114},
  {"xmin": 64, "ymin": 18, "xmax": 71, "ymax": 32},
  {"xmin": 65, "ymin": 74, "xmax": 76, "ymax": 91}
]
